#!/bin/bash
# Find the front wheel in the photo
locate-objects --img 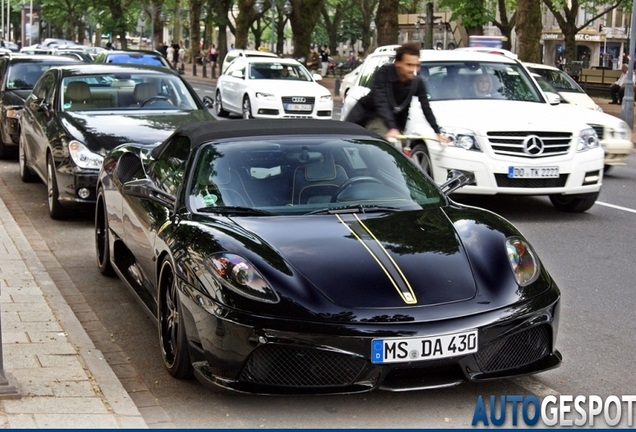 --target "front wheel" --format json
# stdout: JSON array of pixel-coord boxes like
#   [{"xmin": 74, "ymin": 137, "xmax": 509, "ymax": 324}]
[
  {"xmin": 95, "ymin": 191, "xmax": 115, "ymax": 276},
  {"xmin": 242, "ymin": 96, "xmax": 253, "ymax": 119},
  {"xmin": 47, "ymin": 155, "xmax": 66, "ymax": 220},
  {"xmin": 158, "ymin": 260, "xmax": 193, "ymax": 379},
  {"xmin": 19, "ymin": 133, "xmax": 37, "ymax": 183},
  {"xmin": 549, "ymin": 192, "xmax": 599, "ymax": 213},
  {"xmin": 410, "ymin": 143, "xmax": 432, "ymax": 177}
]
